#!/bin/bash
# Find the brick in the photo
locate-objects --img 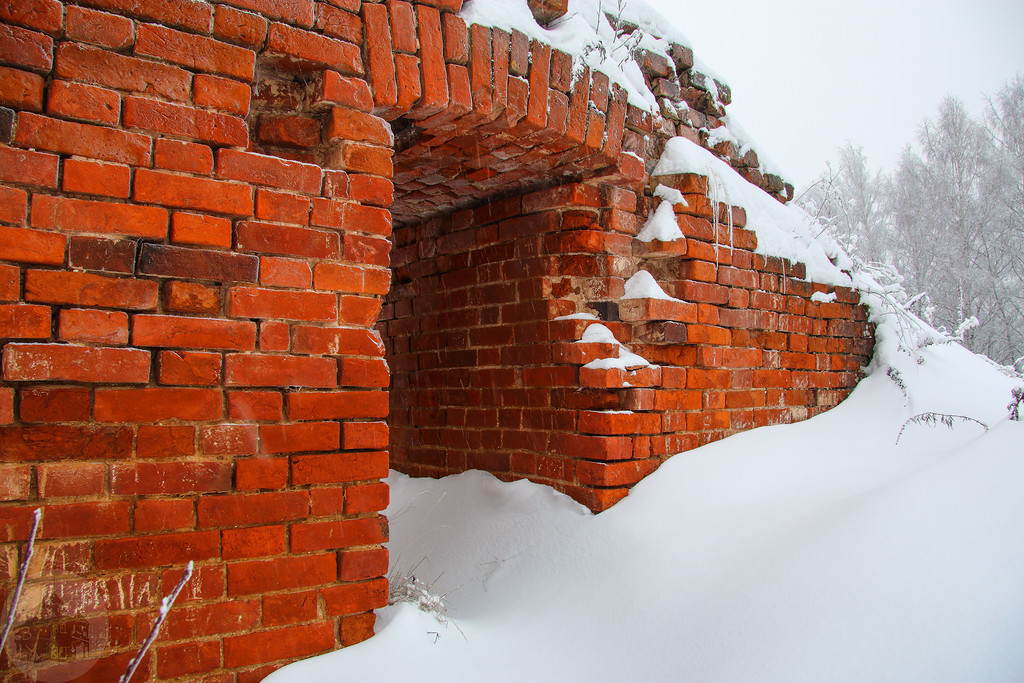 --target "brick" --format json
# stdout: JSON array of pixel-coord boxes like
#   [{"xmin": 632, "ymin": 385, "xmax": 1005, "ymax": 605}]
[
  {"xmin": 0, "ymin": 263, "xmax": 17, "ymax": 300},
  {"xmin": 158, "ymin": 349, "xmax": 223, "ymax": 385},
  {"xmin": 139, "ymin": 243, "xmax": 258, "ymax": 282},
  {"xmin": 259, "ymin": 256, "xmax": 311, "ymax": 288},
  {"xmin": 223, "ymin": 621, "xmax": 334, "ymax": 667},
  {"xmin": 66, "ymin": 236, "xmax": 134, "ymax": 273},
  {"xmin": 578, "ymin": 410, "xmax": 639, "ymax": 435},
  {"xmin": 551, "ymin": 433, "xmax": 633, "ymax": 461},
  {"xmin": 360, "ymin": 2, "xmax": 396, "ymax": 108},
  {"xmin": 124, "ymin": 97, "xmax": 248, "ymax": 148},
  {"xmin": 111, "ymin": 461, "xmax": 232, "ymax": 495},
  {"xmin": 228, "ymin": 286, "xmax": 336, "ymax": 321},
  {"xmin": 0, "ymin": 464, "xmax": 30, "ymax": 500},
  {"xmin": 217, "ymin": 149, "xmax": 322, "ymax": 194},
  {"xmin": 262, "ymin": 589, "xmax": 317, "ymax": 627},
  {"xmin": 338, "ymin": 357, "xmax": 389, "ymax": 387},
  {"xmin": 291, "ymin": 518, "xmax": 387, "ymax": 552},
  {"xmin": 0, "ymin": 424, "xmax": 132, "ymax": 462},
  {"xmin": 221, "ymin": 0, "xmax": 314, "ymax": 28},
  {"xmin": 161, "ymin": 281, "xmax": 220, "ymax": 316},
  {"xmin": 0, "ymin": 226, "xmax": 63, "ymax": 267},
  {"xmin": 226, "ymin": 354, "xmax": 337, "ymax": 388},
  {"xmin": 36, "ymin": 462, "xmax": 103, "ymax": 497},
  {"xmin": 312, "ymin": 262, "xmax": 390, "ymax": 294},
  {"xmin": 323, "ymin": 578, "xmax": 387, "ymax": 616},
  {"xmin": 135, "ymin": 169, "xmax": 252, "ymax": 216},
  {"xmin": 0, "ymin": 144, "xmax": 58, "ymax": 189},
  {"xmin": 213, "ymin": 5, "xmax": 268, "ymax": 48},
  {"xmin": 348, "ymin": 175, "xmax": 393, "ymax": 207},
  {"xmin": 19, "ymin": 386, "xmax": 89, "ymax": 422},
  {"xmin": 332, "ymin": 140, "xmax": 393, "ymax": 177},
  {"xmin": 156, "ymin": 639, "xmax": 221, "ymax": 679},
  {"xmin": 337, "ymin": 295, "xmax": 382, "ymax": 327},
  {"xmin": 136, "ymin": 424, "xmax": 195, "ymax": 458},
  {"xmin": 221, "ymin": 525, "xmax": 286, "ymax": 562},
  {"xmin": 15, "ymin": 112, "xmax": 152, "ymax": 166},
  {"xmin": 0, "ymin": 22, "xmax": 52, "ymax": 72},
  {"xmin": 154, "ymin": 139, "xmax": 214, "ymax": 175},
  {"xmin": 0, "ymin": 303, "xmax": 49, "ymax": 338},
  {"xmin": 255, "ymin": 189, "xmax": 310, "ymax": 224},
  {"xmin": 346, "ymin": 482, "xmax": 389, "ymax": 514},
  {"xmin": 65, "ymin": 6, "xmax": 133, "ymax": 49},
  {"xmin": 314, "ymin": 70, "xmax": 373, "ymax": 112},
  {"xmin": 32, "ymin": 194, "xmax": 167, "ymax": 239},
  {"xmin": 235, "ymin": 221, "xmax": 339, "ymax": 259},
  {"xmin": 133, "ymin": 315, "xmax": 256, "ymax": 350},
  {"xmin": 291, "ymin": 450, "xmax": 388, "ymax": 485},
  {"xmin": 62, "ymin": 158, "xmax": 130, "ymax": 198},
  {"xmin": 257, "ymin": 114, "xmax": 320, "ymax": 147},
  {"xmin": 326, "ymin": 108, "xmax": 392, "ymax": 146},
  {"xmin": 235, "ymin": 456, "xmax": 287, "ymax": 489},
  {"xmin": 0, "ymin": 186, "xmax": 25, "ymax": 224},
  {"xmin": 310, "ymin": 199, "xmax": 391, "ymax": 235},
  {"xmin": 171, "ymin": 212, "xmax": 232, "ymax": 248},
  {"xmin": 291, "ymin": 326, "xmax": 384, "ymax": 356},
  {"xmin": 25, "ymin": 269, "xmax": 157, "ymax": 309},
  {"xmin": 58, "ymin": 308, "xmax": 129, "ymax": 344},
  {"xmin": 342, "ymin": 421, "xmax": 388, "ymax": 450},
  {"xmin": 289, "ymin": 391, "xmax": 389, "ymax": 420},
  {"xmin": 94, "ymin": 388, "xmax": 223, "ymax": 422},
  {"xmin": 0, "ymin": 0, "xmax": 62, "ymax": 34},
  {"xmin": 260, "ymin": 421, "xmax": 340, "ymax": 453},
  {"xmin": 265, "ymin": 21, "xmax": 362, "ymax": 75},
  {"xmin": 80, "ymin": 0, "xmax": 212, "ymax": 31},
  {"xmin": 577, "ymin": 459, "xmax": 657, "ymax": 487},
  {"xmin": 135, "ymin": 498, "xmax": 195, "ymax": 532},
  {"xmin": 46, "ymin": 79, "xmax": 120, "ymax": 126},
  {"xmin": 195, "ymin": 73, "xmax": 252, "ymax": 117},
  {"xmin": 227, "ymin": 552, "xmax": 335, "ymax": 597},
  {"xmin": 0, "ymin": 65, "xmax": 44, "ymax": 111},
  {"xmin": 55, "ymin": 42, "xmax": 190, "ymax": 102},
  {"xmin": 3, "ymin": 343, "xmax": 149, "ymax": 383},
  {"xmin": 94, "ymin": 531, "xmax": 220, "ymax": 569},
  {"xmin": 136, "ymin": 23, "xmax": 255, "ymax": 81},
  {"xmin": 408, "ymin": 5, "xmax": 447, "ymax": 118},
  {"xmin": 259, "ymin": 320, "xmax": 289, "ymax": 351},
  {"xmin": 228, "ymin": 391, "xmax": 283, "ymax": 421},
  {"xmin": 391, "ymin": 52, "xmax": 421, "ymax": 115},
  {"xmin": 339, "ymin": 547, "xmax": 388, "ymax": 582}
]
